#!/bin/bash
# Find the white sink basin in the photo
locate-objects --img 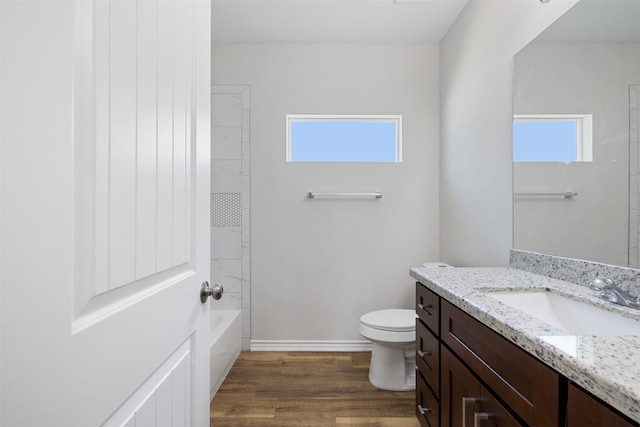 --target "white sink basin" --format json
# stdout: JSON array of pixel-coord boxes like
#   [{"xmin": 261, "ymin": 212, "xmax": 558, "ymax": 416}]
[{"xmin": 485, "ymin": 290, "xmax": 640, "ymax": 336}]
